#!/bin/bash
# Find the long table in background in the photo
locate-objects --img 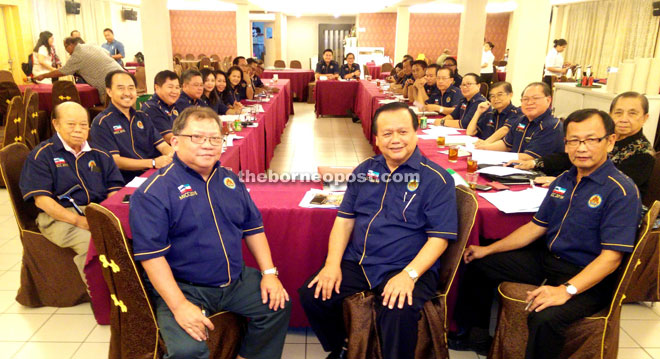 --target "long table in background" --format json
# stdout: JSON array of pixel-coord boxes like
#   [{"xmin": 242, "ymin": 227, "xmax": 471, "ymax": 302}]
[
  {"xmin": 314, "ymin": 80, "xmax": 360, "ymax": 117},
  {"xmin": 262, "ymin": 69, "xmax": 315, "ymax": 102},
  {"xmin": 18, "ymin": 83, "xmax": 100, "ymax": 113}
]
